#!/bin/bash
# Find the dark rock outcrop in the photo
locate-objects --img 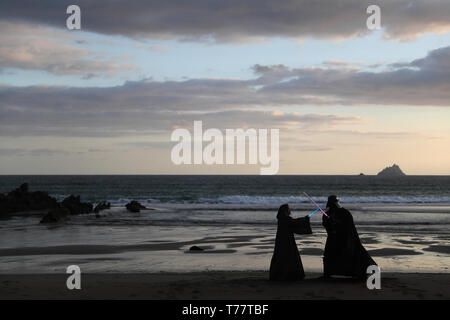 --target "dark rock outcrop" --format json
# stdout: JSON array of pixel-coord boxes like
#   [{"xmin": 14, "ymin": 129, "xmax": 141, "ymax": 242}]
[
  {"xmin": 0, "ymin": 183, "xmax": 58, "ymax": 215},
  {"xmin": 189, "ymin": 246, "xmax": 204, "ymax": 251},
  {"xmin": 61, "ymin": 195, "xmax": 93, "ymax": 215},
  {"xmin": 125, "ymin": 200, "xmax": 147, "ymax": 213},
  {"xmin": 94, "ymin": 201, "xmax": 111, "ymax": 213},
  {"xmin": 40, "ymin": 205, "xmax": 70, "ymax": 223},
  {"xmin": 377, "ymin": 164, "xmax": 406, "ymax": 177}
]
